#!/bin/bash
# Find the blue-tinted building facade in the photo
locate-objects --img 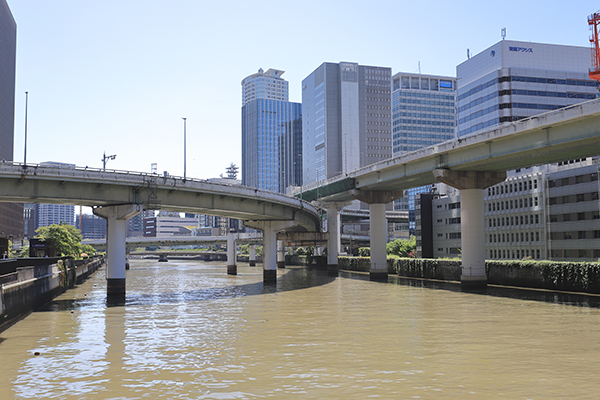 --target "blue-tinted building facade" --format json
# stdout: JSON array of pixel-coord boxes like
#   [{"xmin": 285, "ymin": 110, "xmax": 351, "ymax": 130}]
[
  {"xmin": 241, "ymin": 99, "xmax": 302, "ymax": 192},
  {"xmin": 391, "ymin": 72, "xmax": 457, "ymax": 235}
]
